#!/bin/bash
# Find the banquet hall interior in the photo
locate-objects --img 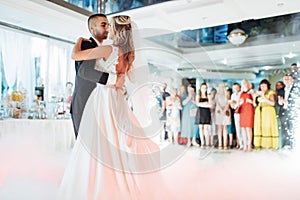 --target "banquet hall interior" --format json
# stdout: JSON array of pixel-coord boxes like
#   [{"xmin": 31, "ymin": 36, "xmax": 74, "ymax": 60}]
[{"xmin": 1, "ymin": 0, "xmax": 300, "ymax": 199}]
